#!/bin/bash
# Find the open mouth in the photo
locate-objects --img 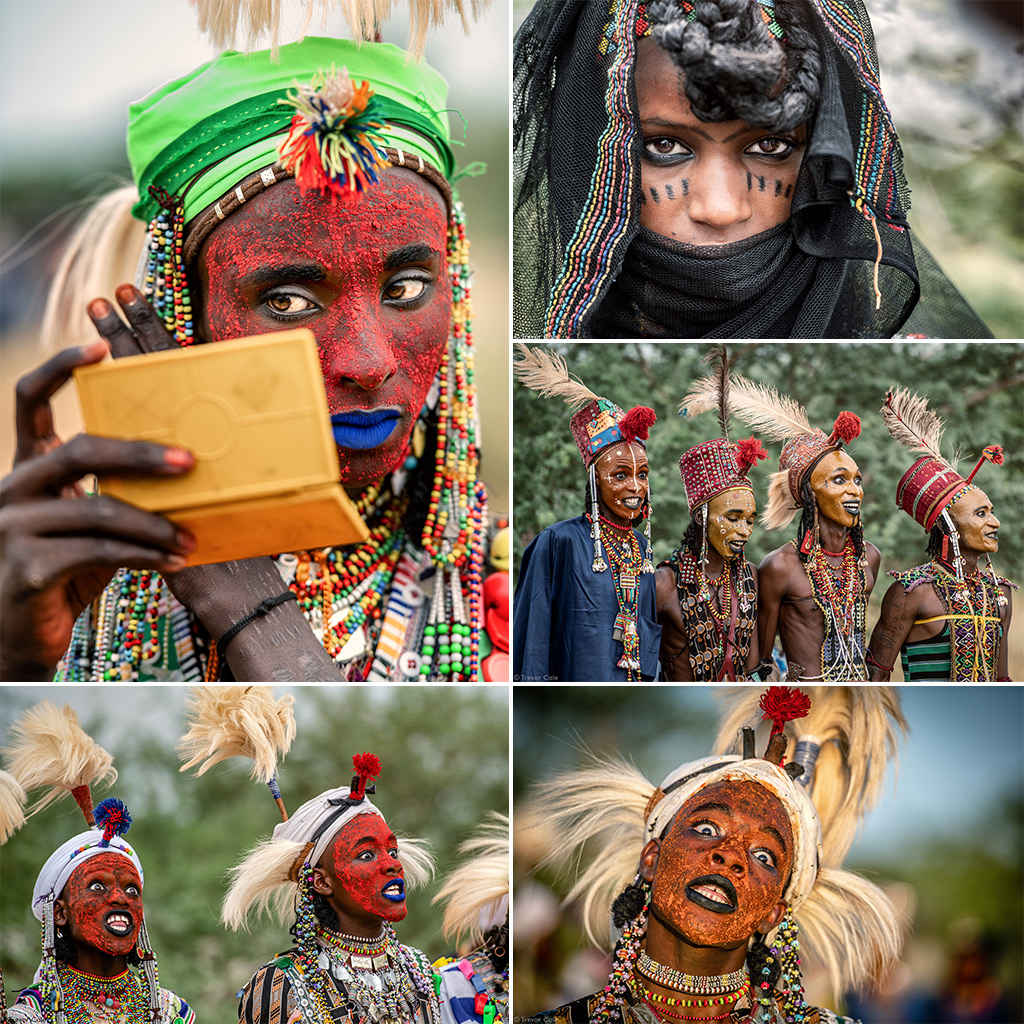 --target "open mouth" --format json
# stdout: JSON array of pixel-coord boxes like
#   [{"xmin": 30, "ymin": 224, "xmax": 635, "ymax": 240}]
[
  {"xmin": 331, "ymin": 409, "xmax": 401, "ymax": 450},
  {"xmin": 381, "ymin": 880, "xmax": 406, "ymax": 902},
  {"xmin": 685, "ymin": 874, "xmax": 737, "ymax": 914},
  {"xmin": 727, "ymin": 540, "xmax": 746, "ymax": 554},
  {"xmin": 622, "ymin": 496, "xmax": 643, "ymax": 510},
  {"xmin": 104, "ymin": 911, "xmax": 134, "ymax": 936},
  {"xmin": 842, "ymin": 501, "xmax": 861, "ymax": 516}
]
